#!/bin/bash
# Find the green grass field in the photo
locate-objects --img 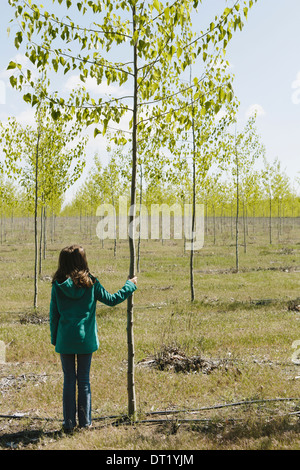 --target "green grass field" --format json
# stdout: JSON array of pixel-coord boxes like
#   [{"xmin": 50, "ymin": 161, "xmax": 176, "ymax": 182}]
[{"xmin": 0, "ymin": 216, "xmax": 300, "ymax": 450}]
